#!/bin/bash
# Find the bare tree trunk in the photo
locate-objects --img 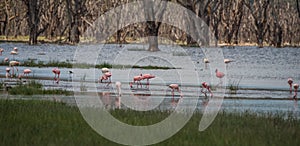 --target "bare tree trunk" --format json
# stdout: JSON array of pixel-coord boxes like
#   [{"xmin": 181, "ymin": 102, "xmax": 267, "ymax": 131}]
[
  {"xmin": 143, "ymin": 0, "xmax": 167, "ymax": 52},
  {"xmin": 66, "ymin": 0, "xmax": 80, "ymax": 44},
  {"xmin": 297, "ymin": 0, "xmax": 300, "ymax": 18}
]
